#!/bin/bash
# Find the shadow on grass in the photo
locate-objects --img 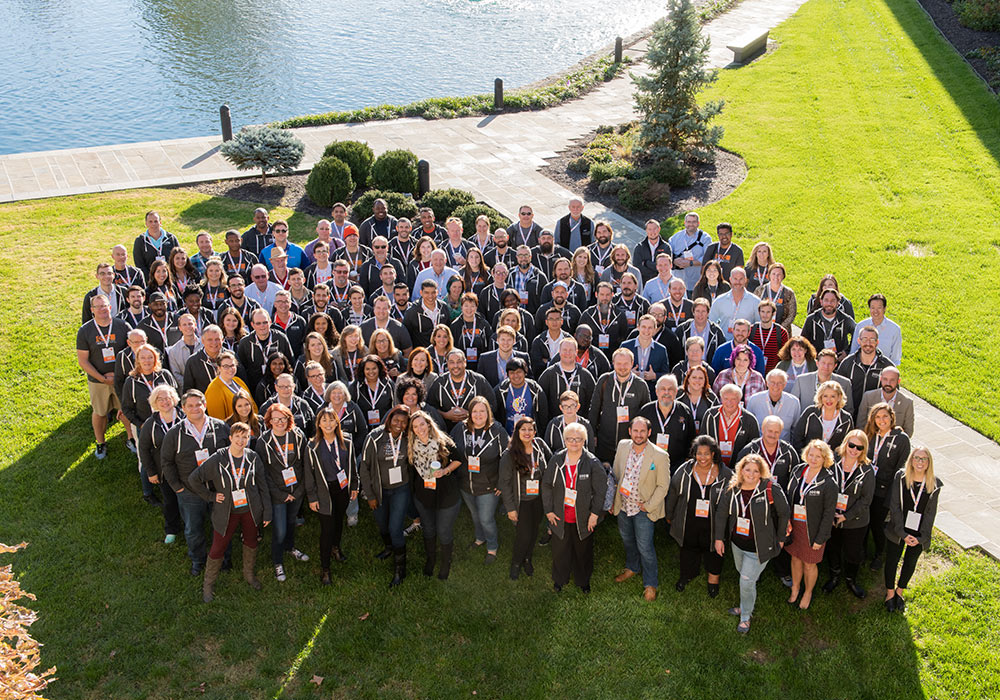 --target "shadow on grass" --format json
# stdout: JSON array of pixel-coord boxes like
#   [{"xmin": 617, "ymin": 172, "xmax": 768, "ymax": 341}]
[{"xmin": 176, "ymin": 195, "xmax": 321, "ymax": 246}]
